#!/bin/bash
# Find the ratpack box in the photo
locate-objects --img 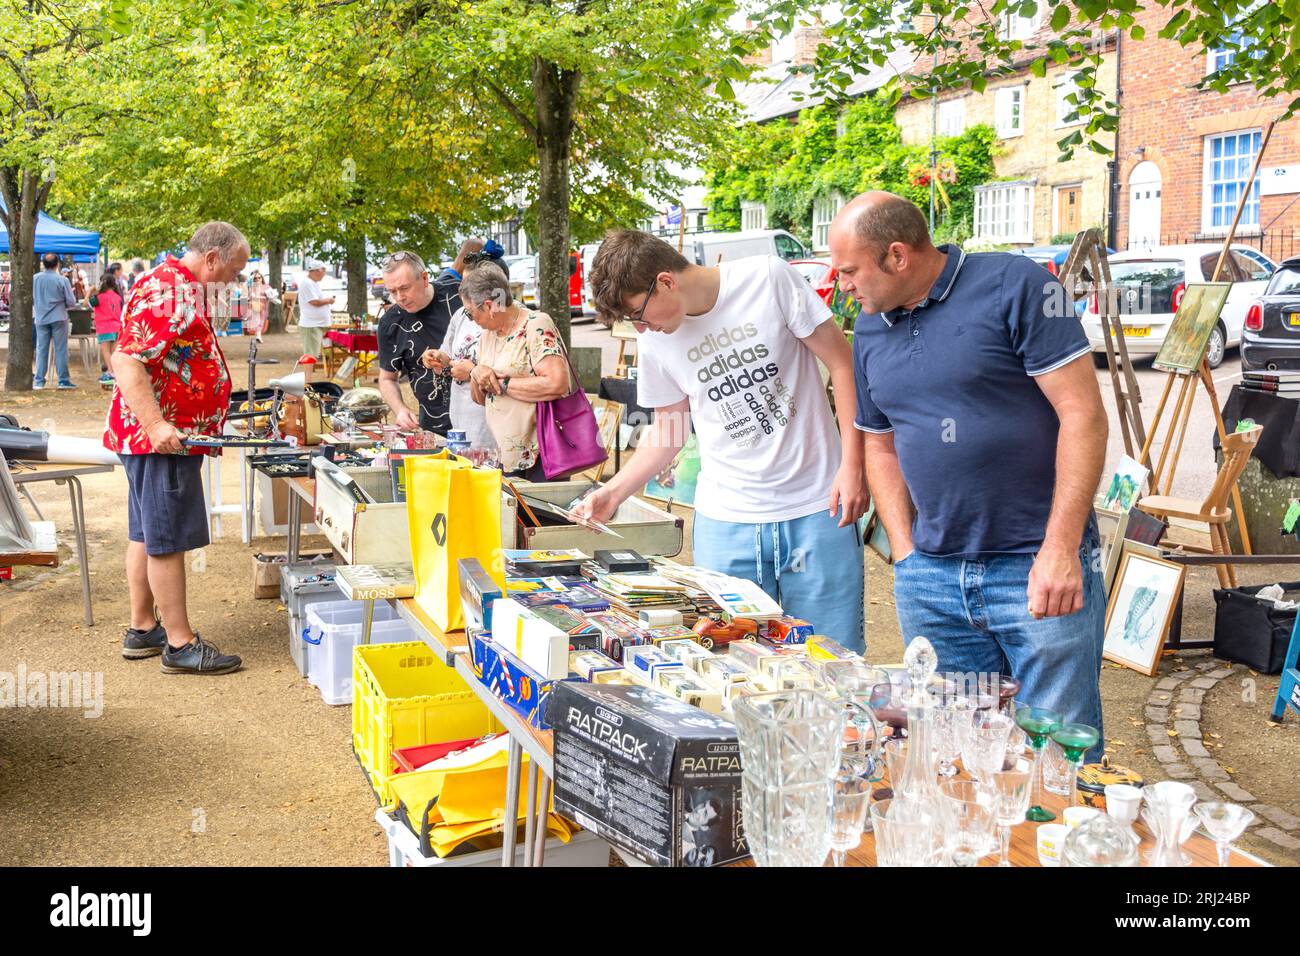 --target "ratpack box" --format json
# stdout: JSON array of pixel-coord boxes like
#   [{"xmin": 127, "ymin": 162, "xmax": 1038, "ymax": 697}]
[
  {"xmin": 549, "ymin": 680, "xmax": 748, "ymax": 867},
  {"xmin": 469, "ymin": 630, "xmax": 558, "ymax": 730}
]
